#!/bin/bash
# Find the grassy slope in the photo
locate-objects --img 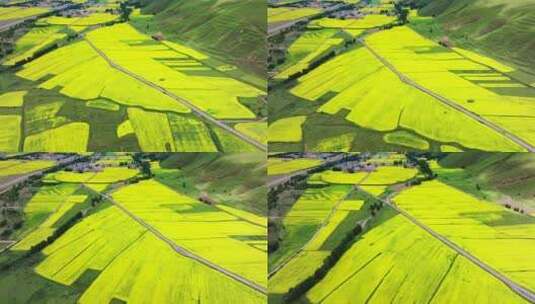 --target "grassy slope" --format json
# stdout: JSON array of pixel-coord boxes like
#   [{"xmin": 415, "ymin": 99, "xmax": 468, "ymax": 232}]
[
  {"xmin": 438, "ymin": 152, "xmax": 535, "ymax": 209},
  {"xmin": 136, "ymin": 0, "xmax": 266, "ymax": 79},
  {"xmin": 414, "ymin": 0, "xmax": 535, "ymax": 73},
  {"xmin": 156, "ymin": 153, "xmax": 267, "ymax": 215}
]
